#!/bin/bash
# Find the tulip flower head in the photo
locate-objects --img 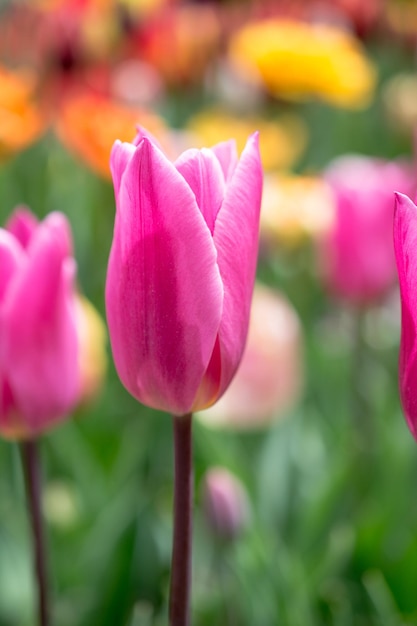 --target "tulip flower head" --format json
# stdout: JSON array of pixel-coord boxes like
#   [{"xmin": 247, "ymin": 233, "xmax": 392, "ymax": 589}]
[
  {"xmin": 106, "ymin": 128, "xmax": 263, "ymax": 416},
  {"xmin": 319, "ymin": 155, "xmax": 415, "ymax": 304},
  {"xmin": 0, "ymin": 207, "xmax": 80, "ymax": 439},
  {"xmin": 393, "ymin": 193, "xmax": 417, "ymax": 441}
]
